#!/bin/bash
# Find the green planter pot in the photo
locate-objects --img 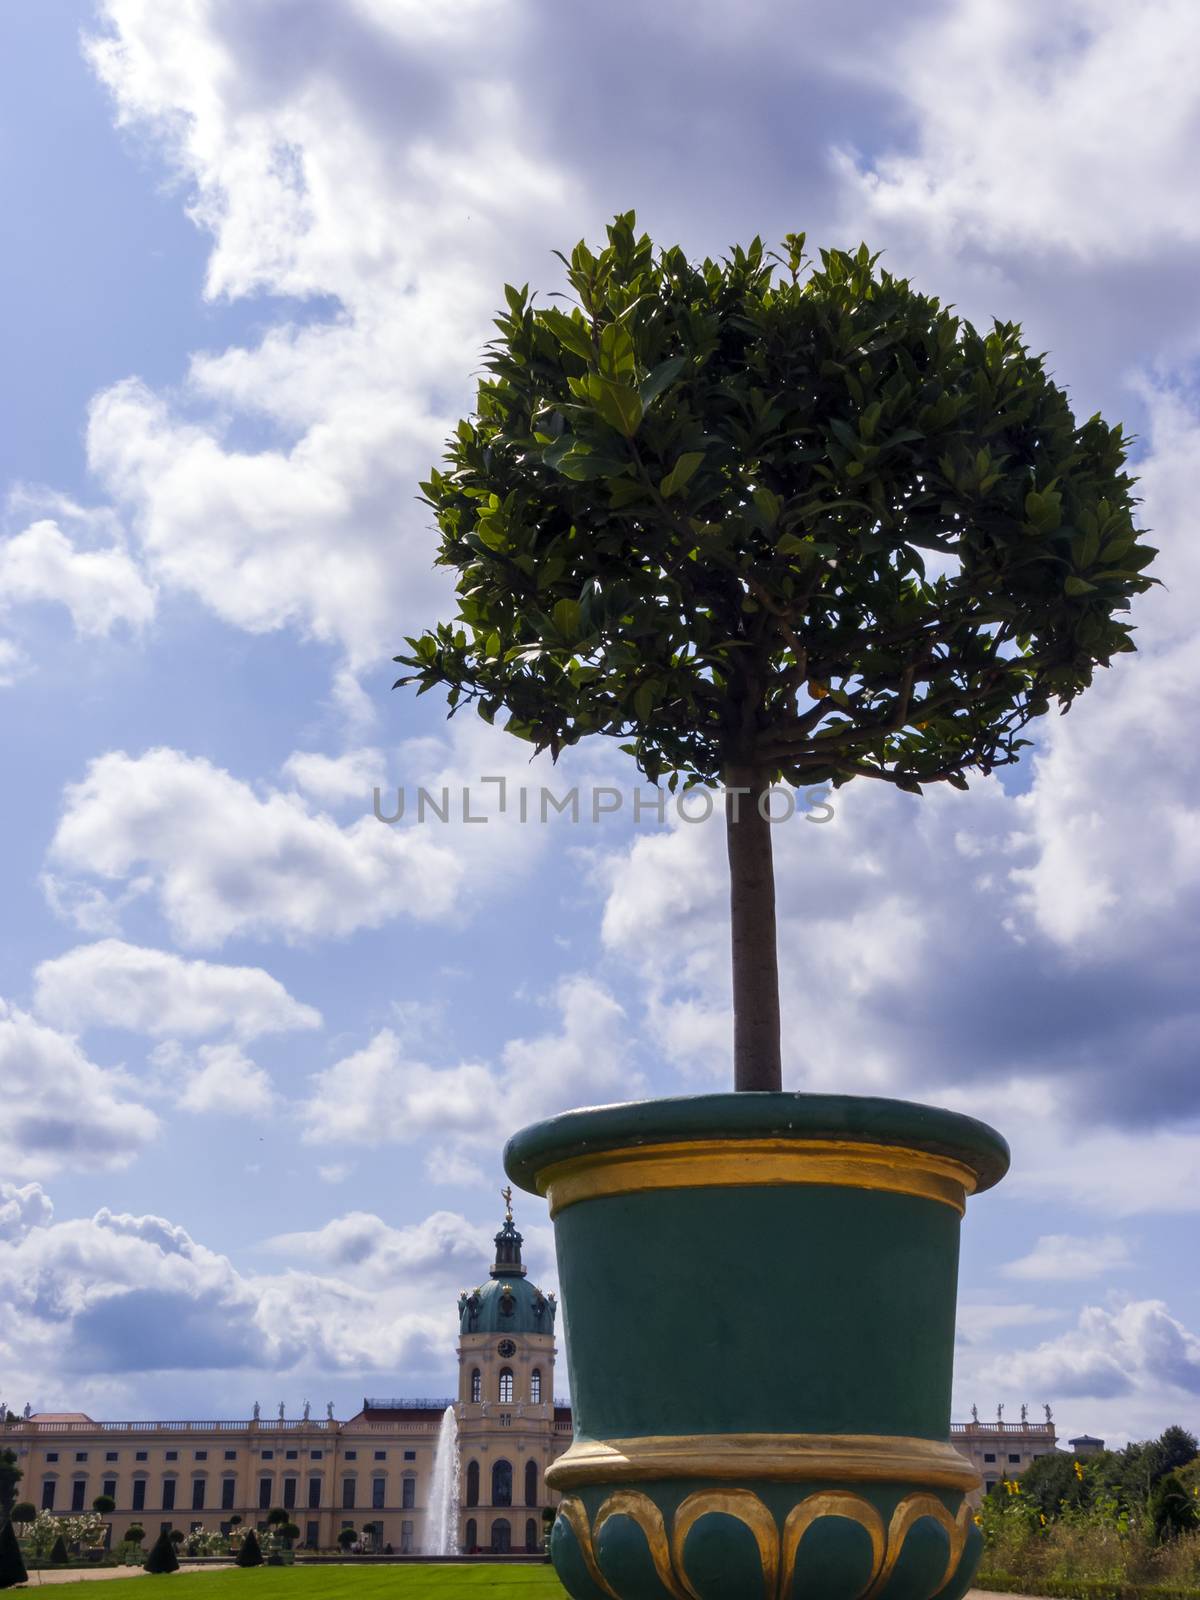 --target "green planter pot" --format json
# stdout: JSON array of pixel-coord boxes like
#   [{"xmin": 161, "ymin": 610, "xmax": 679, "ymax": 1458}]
[{"xmin": 505, "ymin": 1092, "xmax": 1008, "ymax": 1600}]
